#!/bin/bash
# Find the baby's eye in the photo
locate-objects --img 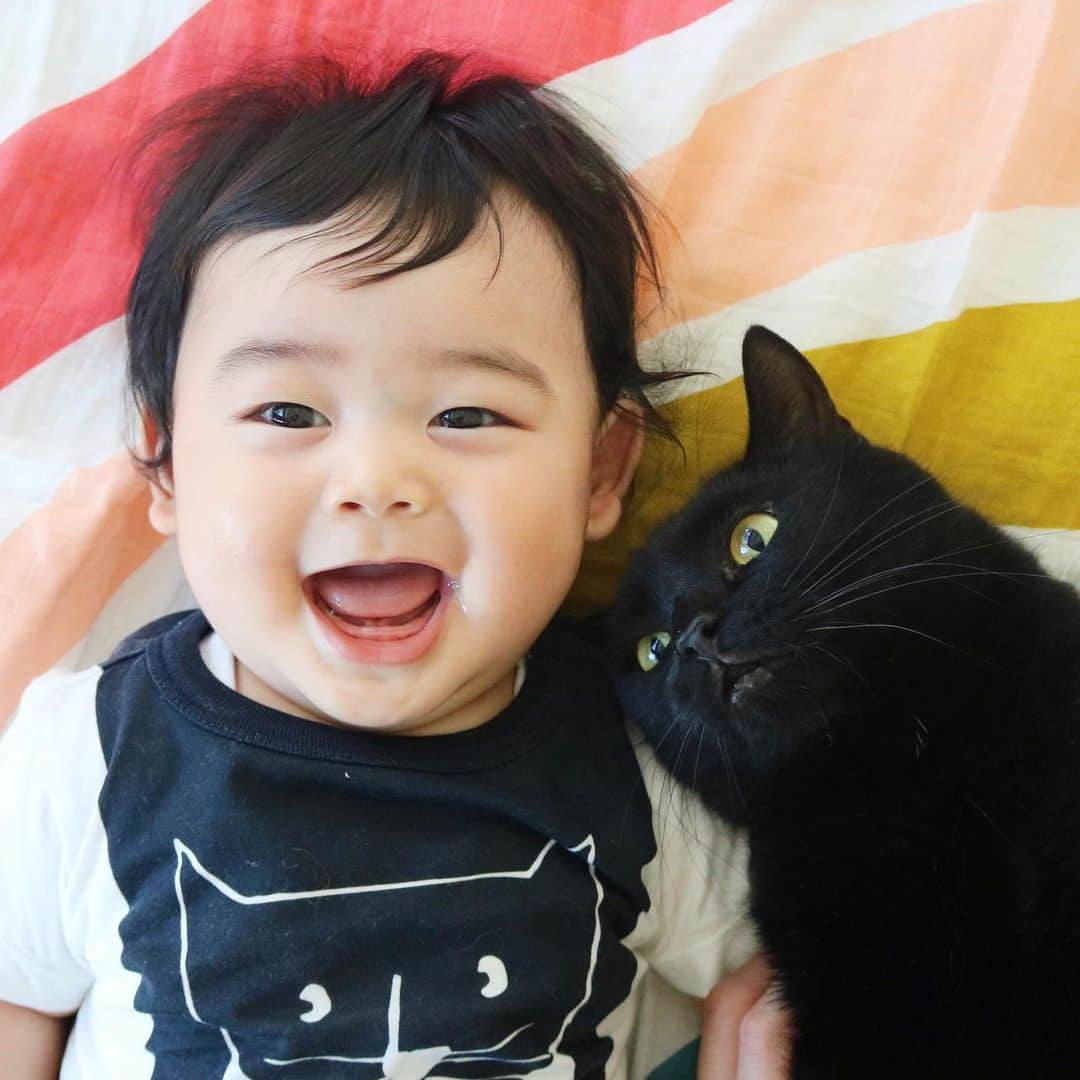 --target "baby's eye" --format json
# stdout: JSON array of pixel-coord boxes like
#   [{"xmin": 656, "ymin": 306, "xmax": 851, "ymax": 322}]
[
  {"xmin": 434, "ymin": 407, "xmax": 505, "ymax": 430},
  {"xmin": 255, "ymin": 403, "xmax": 329, "ymax": 429}
]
